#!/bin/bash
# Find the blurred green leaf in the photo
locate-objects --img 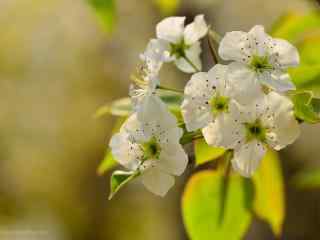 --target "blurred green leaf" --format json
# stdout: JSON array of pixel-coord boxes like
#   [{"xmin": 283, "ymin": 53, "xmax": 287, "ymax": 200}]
[
  {"xmin": 293, "ymin": 169, "xmax": 320, "ymax": 189},
  {"xmin": 97, "ymin": 117, "xmax": 126, "ymax": 175},
  {"xmin": 153, "ymin": 0, "xmax": 180, "ymax": 15},
  {"xmin": 98, "ymin": 150, "xmax": 117, "ymax": 175},
  {"xmin": 182, "ymin": 170, "xmax": 253, "ymax": 240},
  {"xmin": 252, "ymin": 150, "xmax": 285, "ymax": 237},
  {"xmin": 290, "ymin": 91, "xmax": 320, "ymax": 123},
  {"xmin": 299, "ymin": 35, "xmax": 320, "ymax": 65},
  {"xmin": 87, "ymin": 0, "xmax": 116, "ymax": 33},
  {"xmin": 95, "ymin": 98, "xmax": 132, "ymax": 118},
  {"xmin": 194, "ymin": 139, "xmax": 225, "ymax": 166},
  {"xmin": 289, "ymin": 65, "xmax": 320, "ymax": 89},
  {"xmin": 109, "ymin": 170, "xmax": 139, "ymax": 199},
  {"xmin": 95, "ymin": 91, "xmax": 183, "ymax": 118},
  {"xmin": 271, "ymin": 12, "xmax": 320, "ymax": 42}
]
